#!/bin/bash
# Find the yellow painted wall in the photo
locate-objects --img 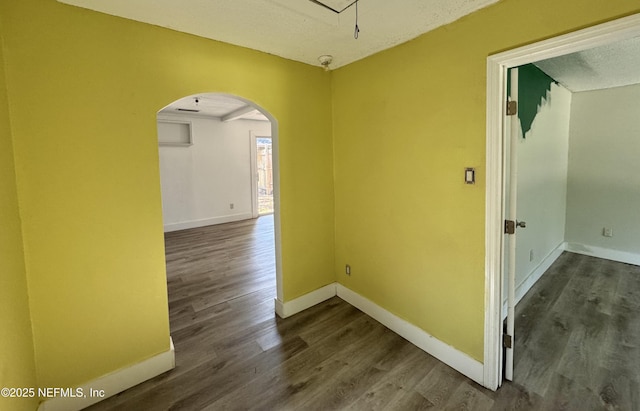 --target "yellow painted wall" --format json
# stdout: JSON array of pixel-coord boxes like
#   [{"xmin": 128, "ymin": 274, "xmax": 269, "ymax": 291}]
[
  {"xmin": 1, "ymin": 0, "xmax": 334, "ymax": 390},
  {"xmin": 332, "ymin": 0, "xmax": 640, "ymax": 361},
  {"xmin": 4, "ymin": 0, "xmax": 638, "ymax": 397},
  {"xmin": 0, "ymin": 19, "xmax": 38, "ymax": 411}
]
